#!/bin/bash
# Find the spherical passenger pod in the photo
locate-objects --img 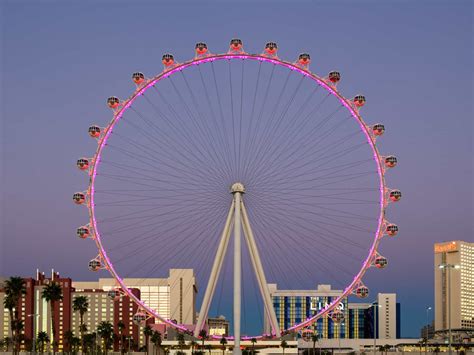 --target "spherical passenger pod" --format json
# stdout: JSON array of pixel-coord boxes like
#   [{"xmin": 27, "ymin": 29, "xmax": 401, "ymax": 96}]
[
  {"xmin": 107, "ymin": 96, "xmax": 120, "ymax": 109},
  {"xmin": 107, "ymin": 289, "xmax": 121, "ymax": 300},
  {"xmin": 374, "ymin": 256, "xmax": 388, "ymax": 269},
  {"xmin": 77, "ymin": 158, "xmax": 89, "ymax": 171},
  {"xmin": 384, "ymin": 156, "xmax": 397, "ymax": 168},
  {"xmin": 355, "ymin": 285, "xmax": 369, "ymax": 298},
  {"xmin": 302, "ymin": 329, "xmax": 313, "ymax": 342},
  {"xmin": 77, "ymin": 226, "xmax": 90, "ymax": 239},
  {"xmin": 353, "ymin": 95, "xmax": 366, "ymax": 107},
  {"xmin": 386, "ymin": 224, "xmax": 399, "ymax": 236},
  {"xmin": 328, "ymin": 71, "xmax": 341, "ymax": 84},
  {"xmin": 230, "ymin": 38, "xmax": 243, "ymax": 51},
  {"xmin": 88, "ymin": 125, "xmax": 101, "ymax": 138},
  {"xmin": 132, "ymin": 72, "xmax": 145, "ymax": 85},
  {"xmin": 330, "ymin": 310, "xmax": 344, "ymax": 323},
  {"xmin": 264, "ymin": 42, "xmax": 278, "ymax": 55},
  {"xmin": 162, "ymin": 54, "xmax": 175, "ymax": 67},
  {"xmin": 88, "ymin": 259, "xmax": 101, "ymax": 271},
  {"xmin": 298, "ymin": 53, "xmax": 311, "ymax": 66},
  {"xmin": 389, "ymin": 190, "xmax": 402, "ymax": 202},
  {"xmin": 372, "ymin": 124, "xmax": 385, "ymax": 136},
  {"xmin": 73, "ymin": 192, "xmax": 86, "ymax": 205},
  {"xmin": 195, "ymin": 42, "xmax": 208, "ymax": 55},
  {"xmin": 133, "ymin": 312, "xmax": 147, "ymax": 325}
]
